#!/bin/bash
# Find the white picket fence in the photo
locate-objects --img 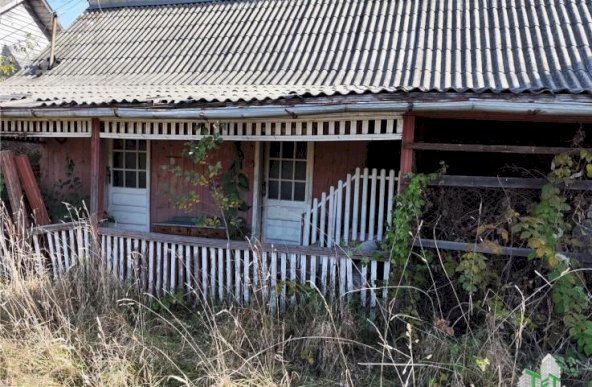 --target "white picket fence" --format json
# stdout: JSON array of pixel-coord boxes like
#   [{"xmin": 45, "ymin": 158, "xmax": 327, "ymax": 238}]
[
  {"xmin": 28, "ymin": 223, "xmax": 392, "ymax": 310},
  {"xmin": 302, "ymin": 168, "xmax": 397, "ymax": 248}
]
